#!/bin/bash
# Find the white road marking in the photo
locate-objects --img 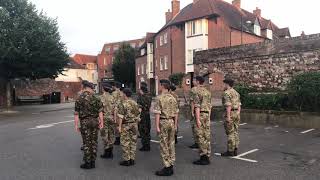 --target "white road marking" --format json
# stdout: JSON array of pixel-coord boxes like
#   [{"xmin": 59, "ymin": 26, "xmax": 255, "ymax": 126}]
[
  {"xmin": 65, "ymin": 115, "xmax": 74, "ymax": 118},
  {"xmin": 239, "ymin": 123, "xmax": 247, "ymax": 126},
  {"xmin": 28, "ymin": 120, "xmax": 74, "ymax": 130},
  {"xmin": 284, "ymin": 131, "xmax": 289, "ymax": 133},
  {"xmin": 177, "ymin": 136, "xmax": 183, "ymax": 139},
  {"xmin": 185, "ymin": 120, "xmax": 190, "ymax": 123},
  {"xmin": 274, "ymin": 125, "xmax": 279, "ymax": 128},
  {"xmin": 236, "ymin": 149, "xmax": 259, "ymax": 158},
  {"xmin": 301, "ymin": 129, "xmax": 315, "ymax": 134},
  {"xmin": 32, "ymin": 113, "xmax": 40, "ymax": 115},
  {"xmin": 214, "ymin": 153, "xmax": 221, "ymax": 156},
  {"xmin": 151, "ymin": 140, "xmax": 160, "ymax": 143},
  {"xmin": 233, "ymin": 157, "xmax": 258, "ymax": 163}
]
